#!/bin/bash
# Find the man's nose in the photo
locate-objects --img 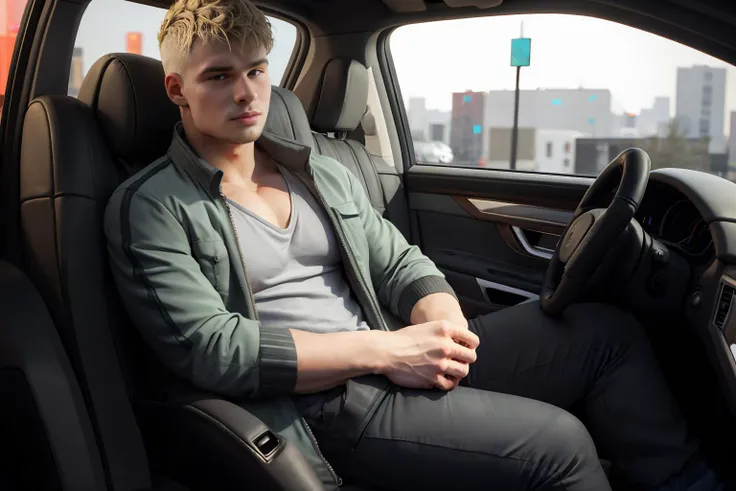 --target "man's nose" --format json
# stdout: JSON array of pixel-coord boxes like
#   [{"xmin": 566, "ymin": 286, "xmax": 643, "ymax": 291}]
[{"xmin": 234, "ymin": 75, "xmax": 257, "ymax": 104}]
